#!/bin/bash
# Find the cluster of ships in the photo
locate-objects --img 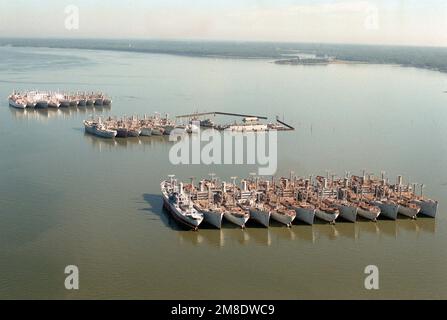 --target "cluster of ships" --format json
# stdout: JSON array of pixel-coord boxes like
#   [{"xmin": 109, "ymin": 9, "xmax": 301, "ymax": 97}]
[
  {"xmin": 83, "ymin": 114, "xmax": 292, "ymax": 139},
  {"xmin": 8, "ymin": 90, "xmax": 112, "ymax": 109},
  {"xmin": 83, "ymin": 114, "xmax": 184, "ymax": 138},
  {"xmin": 161, "ymin": 172, "xmax": 438, "ymax": 230}
]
